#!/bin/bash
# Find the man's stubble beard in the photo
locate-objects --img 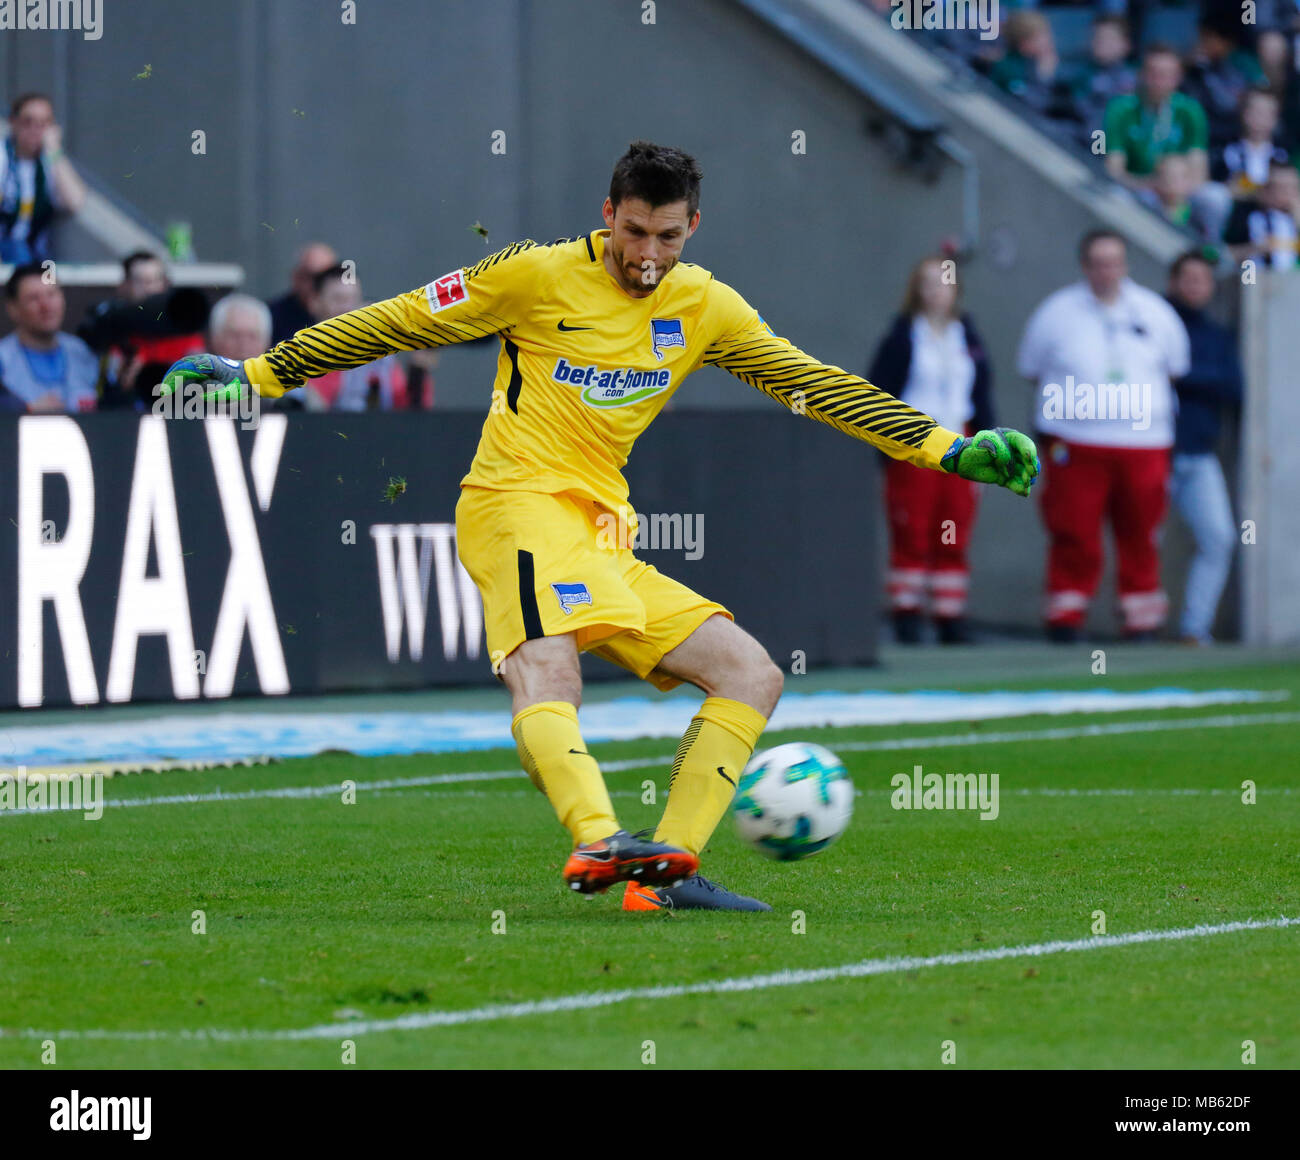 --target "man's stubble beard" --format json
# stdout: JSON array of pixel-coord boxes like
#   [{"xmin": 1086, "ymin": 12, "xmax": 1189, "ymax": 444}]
[{"xmin": 610, "ymin": 242, "xmax": 673, "ymax": 294}]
